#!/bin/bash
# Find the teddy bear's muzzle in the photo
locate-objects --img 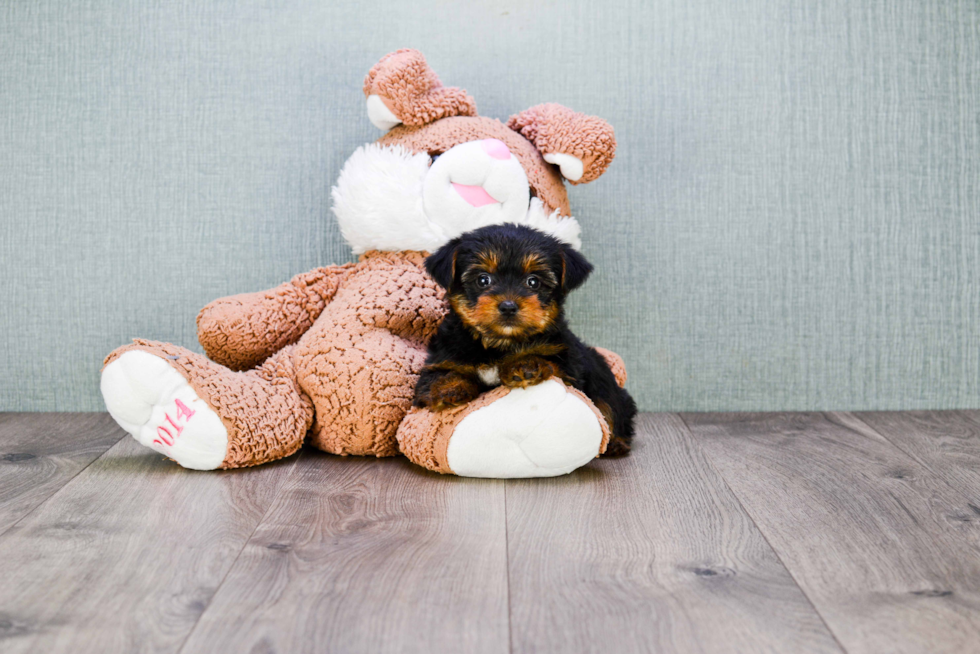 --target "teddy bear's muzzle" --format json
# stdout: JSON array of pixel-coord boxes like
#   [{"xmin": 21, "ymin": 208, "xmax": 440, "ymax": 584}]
[{"xmin": 422, "ymin": 139, "xmax": 531, "ymax": 233}]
